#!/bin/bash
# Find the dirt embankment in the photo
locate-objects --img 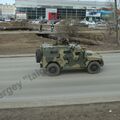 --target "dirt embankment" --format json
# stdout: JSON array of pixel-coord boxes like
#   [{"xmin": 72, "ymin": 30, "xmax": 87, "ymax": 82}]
[
  {"xmin": 0, "ymin": 31, "xmax": 120, "ymax": 55},
  {"xmin": 0, "ymin": 33, "xmax": 54, "ymax": 55},
  {"xmin": 0, "ymin": 102, "xmax": 120, "ymax": 120}
]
